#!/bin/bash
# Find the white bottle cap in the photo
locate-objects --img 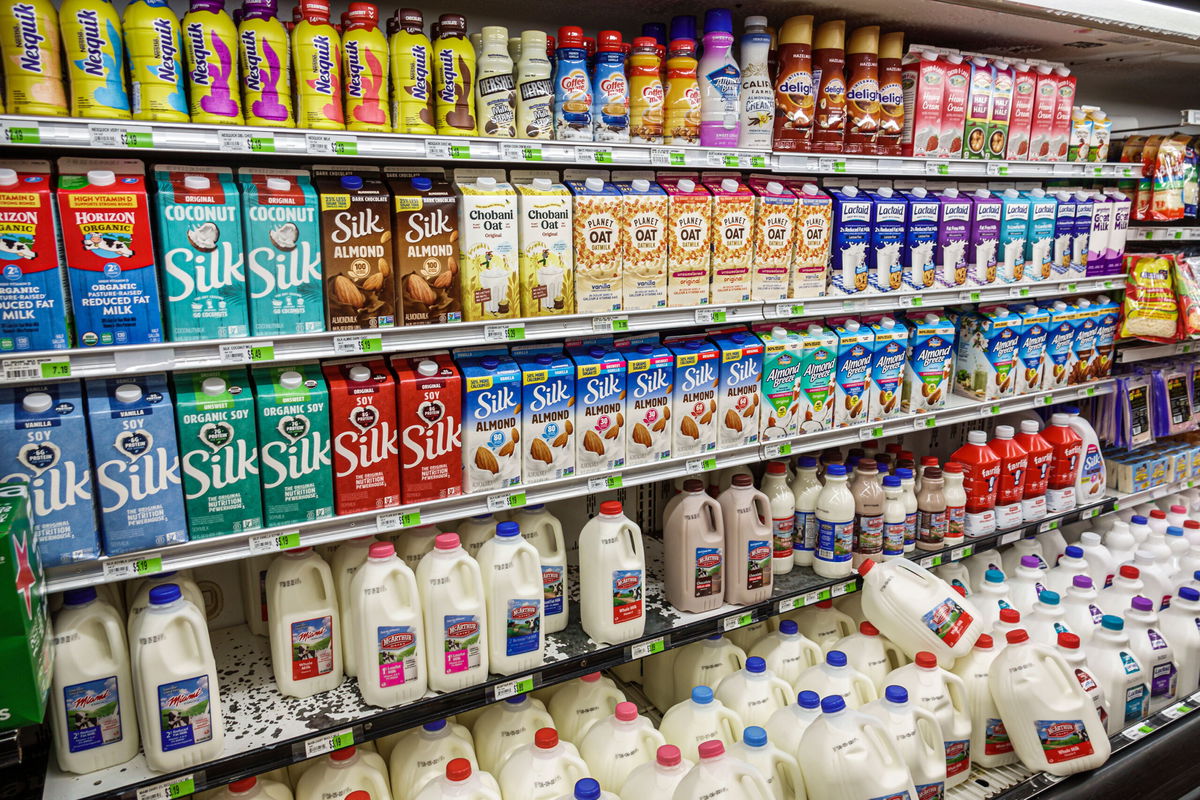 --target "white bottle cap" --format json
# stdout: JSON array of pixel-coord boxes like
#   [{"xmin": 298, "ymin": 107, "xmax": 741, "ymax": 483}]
[
  {"xmin": 678, "ymin": 178, "xmax": 696, "ymax": 192},
  {"xmin": 585, "ymin": 176, "xmax": 604, "ymax": 191},
  {"xmin": 1020, "ymin": 419, "xmax": 1040, "ymax": 434},
  {"xmin": 968, "ymin": 430, "xmax": 988, "ymax": 445},
  {"xmin": 766, "ymin": 180, "xmax": 784, "ymax": 194},
  {"xmin": 771, "ymin": 326, "xmax": 788, "ymax": 339},
  {"xmin": 1074, "ymin": 191, "xmax": 1091, "ymax": 201},
  {"xmin": 841, "ymin": 186, "xmax": 858, "ymax": 197},
  {"xmin": 943, "ymin": 187, "xmax": 959, "ymax": 198},
  {"xmin": 202, "ymin": 377, "xmax": 227, "ymax": 396},
  {"xmin": 632, "ymin": 178, "xmax": 650, "ymax": 192},
  {"xmin": 0, "ymin": 169, "xmax": 17, "ymax": 186},
  {"xmin": 418, "ymin": 359, "xmax": 439, "ymax": 376},
  {"xmin": 844, "ymin": 319, "xmax": 859, "ymax": 331},
  {"xmin": 995, "ymin": 305, "xmax": 1008, "ymax": 314},
  {"xmin": 266, "ymin": 177, "xmax": 291, "ymax": 192},
  {"xmin": 532, "ymin": 177, "xmax": 552, "ymax": 191},
  {"xmin": 745, "ymin": 14, "xmax": 768, "ymax": 27},
  {"xmin": 721, "ymin": 178, "xmax": 738, "ymax": 193},
  {"xmin": 349, "ymin": 365, "xmax": 372, "ymax": 383},
  {"xmin": 1080, "ymin": 531, "xmax": 1101, "ymax": 545},
  {"xmin": 87, "ymin": 170, "xmax": 116, "ymax": 187},
  {"xmin": 880, "ymin": 316, "xmax": 895, "ymax": 328},
  {"xmin": 995, "ymin": 424, "xmax": 1014, "ymax": 438},
  {"xmin": 806, "ymin": 324, "xmax": 822, "ymax": 335},
  {"xmin": 802, "ymin": 183, "xmax": 819, "ymax": 195},
  {"xmin": 910, "ymin": 186, "xmax": 927, "ymax": 198},
  {"xmin": 184, "ymin": 175, "xmax": 211, "ymax": 191},
  {"xmin": 279, "ymin": 370, "xmax": 303, "ymax": 389},
  {"xmin": 21, "ymin": 392, "xmax": 51, "ymax": 414},
  {"xmin": 1004, "ymin": 188, "xmax": 1019, "ymax": 198},
  {"xmin": 1028, "ymin": 187, "xmax": 1044, "ymax": 197},
  {"xmin": 476, "ymin": 175, "xmax": 498, "ymax": 188},
  {"xmin": 115, "ymin": 383, "xmax": 143, "ymax": 404},
  {"xmin": 1050, "ymin": 413, "xmax": 1070, "ymax": 425},
  {"xmin": 974, "ymin": 189, "xmax": 990, "ymax": 198},
  {"xmin": 876, "ymin": 187, "xmax": 893, "ymax": 198}
]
